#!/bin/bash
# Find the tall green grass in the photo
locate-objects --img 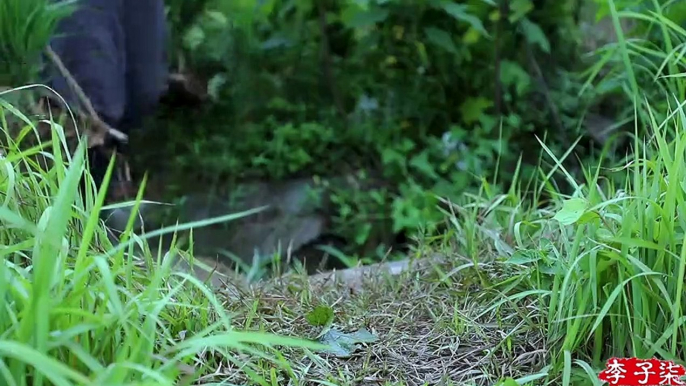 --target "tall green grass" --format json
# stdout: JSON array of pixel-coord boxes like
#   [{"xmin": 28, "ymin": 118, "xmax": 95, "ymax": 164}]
[
  {"xmin": 0, "ymin": 0, "xmax": 74, "ymax": 86},
  {"xmin": 581, "ymin": 0, "xmax": 686, "ymax": 134},
  {"xmin": 447, "ymin": 2, "xmax": 686, "ymax": 385},
  {"xmin": 452, "ymin": 102, "xmax": 686, "ymax": 386},
  {"xmin": 0, "ymin": 87, "xmax": 320, "ymax": 385},
  {"xmin": 554, "ymin": 3, "xmax": 686, "ymax": 380}
]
